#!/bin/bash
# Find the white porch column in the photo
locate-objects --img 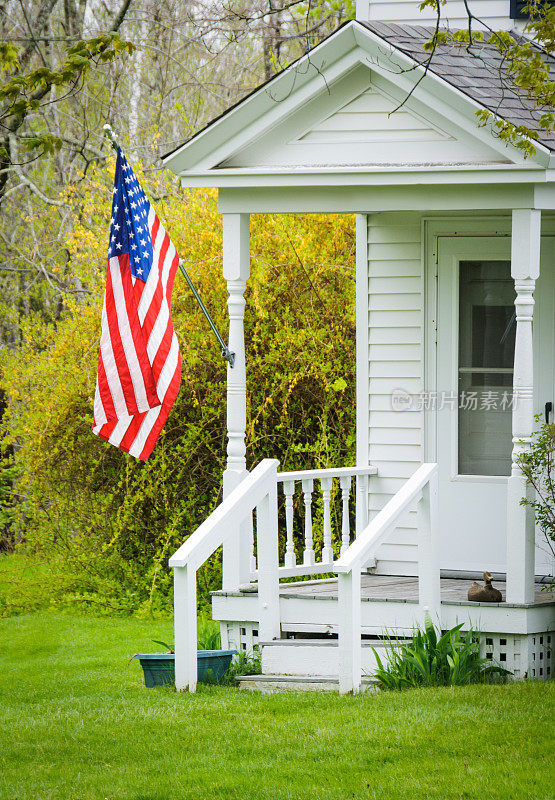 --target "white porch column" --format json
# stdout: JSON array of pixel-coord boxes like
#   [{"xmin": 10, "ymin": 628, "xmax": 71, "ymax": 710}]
[
  {"xmin": 506, "ymin": 209, "xmax": 540, "ymax": 605},
  {"xmin": 355, "ymin": 214, "xmax": 370, "ymax": 535},
  {"xmin": 222, "ymin": 213, "xmax": 251, "ymax": 590}
]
